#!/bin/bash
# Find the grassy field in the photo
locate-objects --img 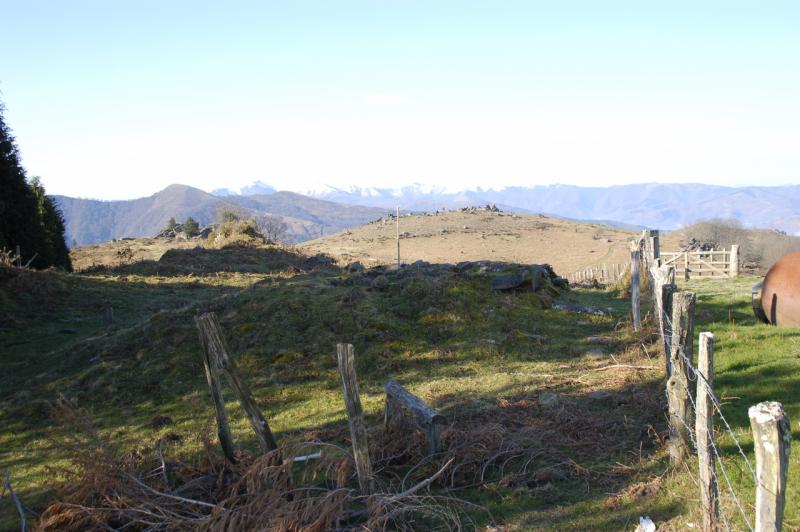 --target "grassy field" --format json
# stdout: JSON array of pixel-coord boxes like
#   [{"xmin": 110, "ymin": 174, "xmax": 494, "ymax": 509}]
[{"xmin": 1, "ymin": 242, "xmax": 798, "ymax": 530}]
